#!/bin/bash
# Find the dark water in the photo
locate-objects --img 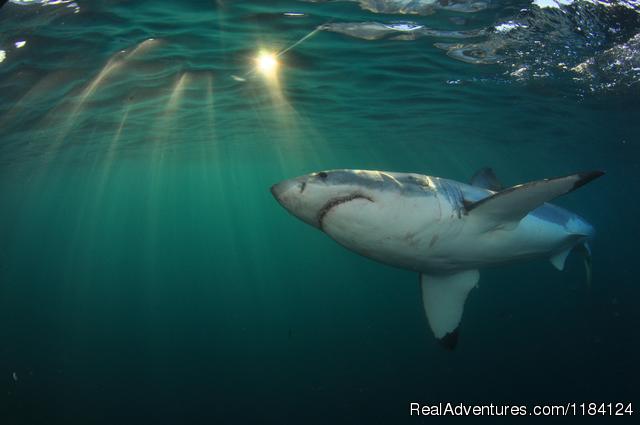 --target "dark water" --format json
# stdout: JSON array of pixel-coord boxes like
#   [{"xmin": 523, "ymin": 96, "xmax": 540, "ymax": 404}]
[{"xmin": 1, "ymin": 0, "xmax": 639, "ymax": 423}]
